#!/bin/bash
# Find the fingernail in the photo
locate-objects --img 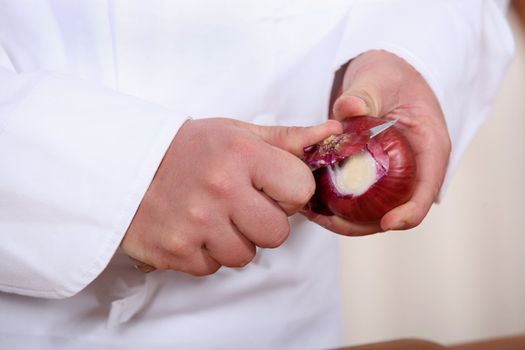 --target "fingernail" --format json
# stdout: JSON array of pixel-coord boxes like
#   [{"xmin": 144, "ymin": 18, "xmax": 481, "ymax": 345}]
[
  {"xmin": 324, "ymin": 119, "xmax": 343, "ymax": 134},
  {"xmin": 334, "ymin": 94, "xmax": 371, "ymax": 117},
  {"xmin": 350, "ymin": 95, "xmax": 369, "ymax": 111}
]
